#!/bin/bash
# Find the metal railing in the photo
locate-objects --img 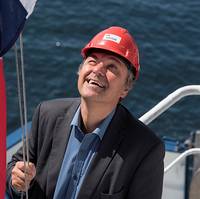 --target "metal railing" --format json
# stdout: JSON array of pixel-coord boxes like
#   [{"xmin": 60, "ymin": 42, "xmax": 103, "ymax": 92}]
[
  {"xmin": 139, "ymin": 85, "xmax": 200, "ymax": 172},
  {"xmin": 139, "ymin": 85, "xmax": 200, "ymax": 125},
  {"xmin": 164, "ymin": 148, "xmax": 200, "ymax": 173}
]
